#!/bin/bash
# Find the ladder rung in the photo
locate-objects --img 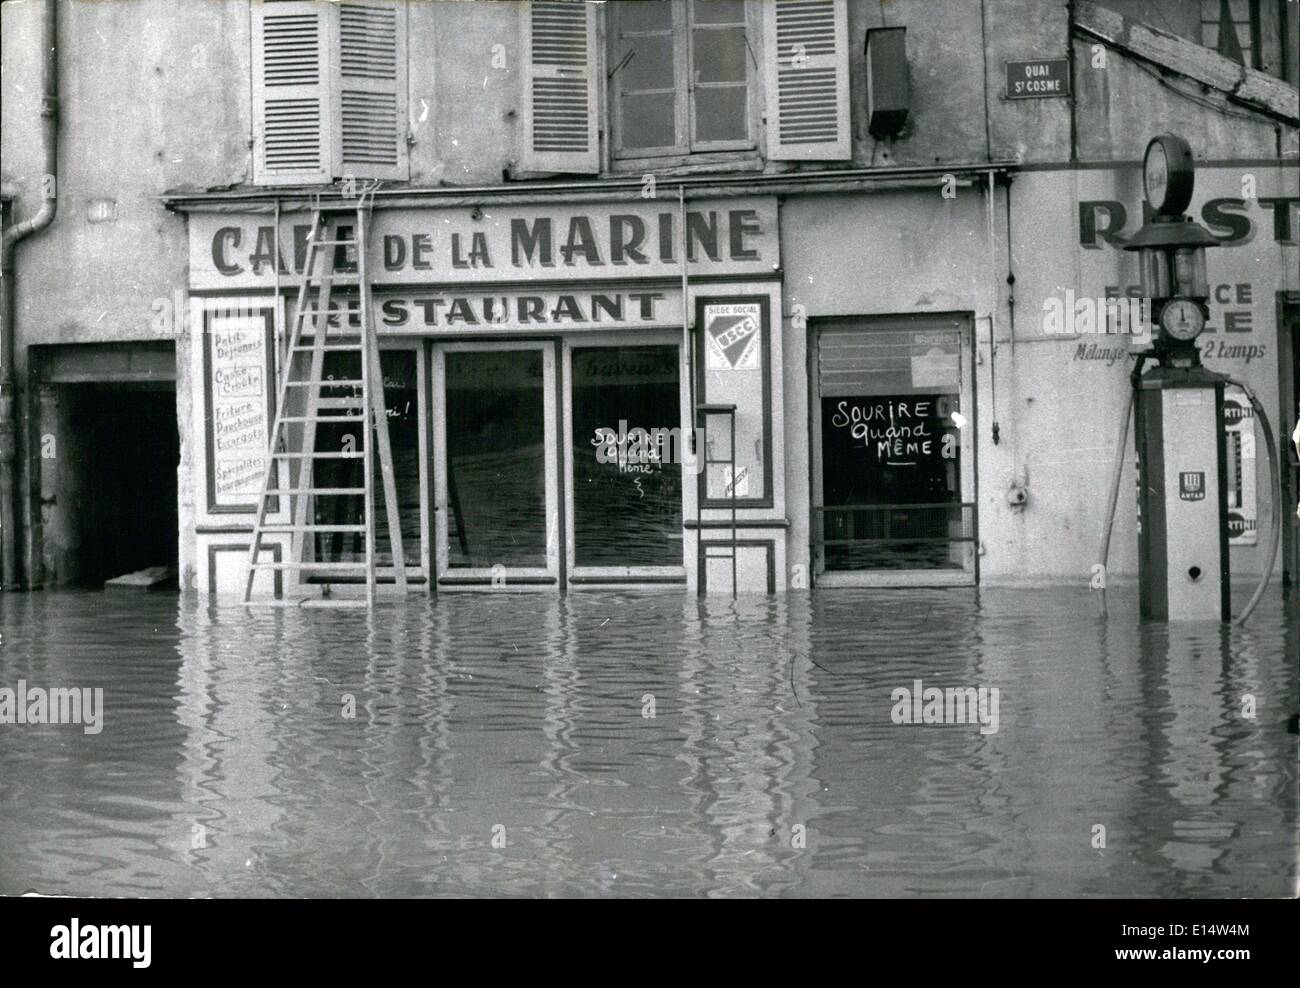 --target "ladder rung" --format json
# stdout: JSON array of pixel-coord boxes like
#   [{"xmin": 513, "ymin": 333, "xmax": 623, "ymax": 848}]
[
  {"xmin": 316, "ymin": 398, "xmax": 366, "ymax": 410},
  {"xmin": 259, "ymin": 524, "xmax": 367, "ymax": 533},
  {"xmin": 262, "ymin": 488, "xmax": 366, "ymax": 496},
  {"xmin": 296, "ymin": 271, "xmax": 360, "ymax": 281},
  {"xmin": 276, "ymin": 414, "xmax": 366, "ymax": 423},
  {"xmin": 272, "ymin": 451, "xmax": 365, "ymax": 459},
  {"xmin": 285, "ymin": 379, "xmax": 364, "ymax": 388},
  {"xmin": 313, "ymin": 239, "xmax": 359, "ymax": 247},
  {"xmin": 291, "ymin": 343, "xmax": 364, "ymax": 352}
]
